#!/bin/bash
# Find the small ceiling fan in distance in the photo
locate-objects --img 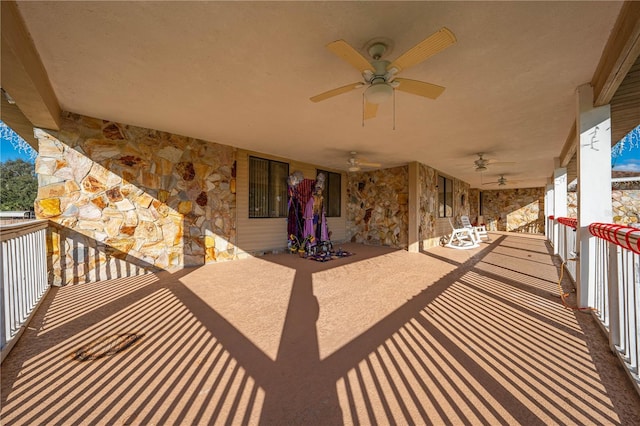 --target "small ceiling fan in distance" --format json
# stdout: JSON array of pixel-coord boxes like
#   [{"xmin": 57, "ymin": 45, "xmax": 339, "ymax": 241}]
[
  {"xmin": 482, "ymin": 174, "xmax": 521, "ymax": 187},
  {"xmin": 310, "ymin": 28, "xmax": 457, "ymax": 119},
  {"xmin": 474, "ymin": 153, "xmax": 515, "ymax": 172},
  {"xmin": 474, "ymin": 153, "xmax": 490, "ymax": 172},
  {"xmin": 483, "ymin": 175, "xmax": 508, "ymax": 186},
  {"xmin": 347, "ymin": 152, "xmax": 381, "ymax": 172}
]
